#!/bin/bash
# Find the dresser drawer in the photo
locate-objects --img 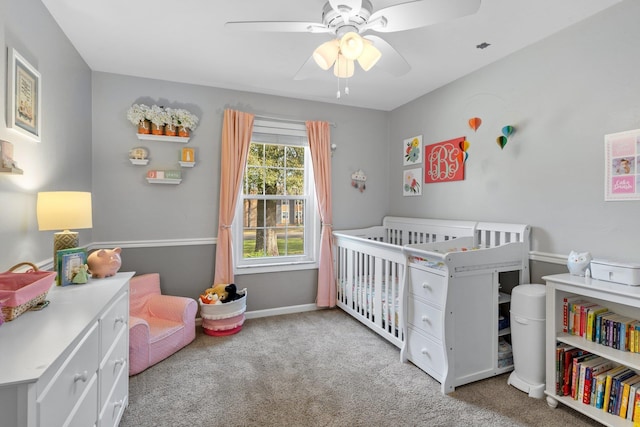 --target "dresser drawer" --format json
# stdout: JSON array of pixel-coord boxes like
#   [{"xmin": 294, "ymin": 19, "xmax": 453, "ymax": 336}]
[
  {"xmin": 65, "ymin": 373, "xmax": 98, "ymax": 427},
  {"xmin": 100, "ymin": 292, "xmax": 128, "ymax": 360},
  {"xmin": 407, "ymin": 297, "xmax": 443, "ymax": 340},
  {"xmin": 99, "ymin": 367, "xmax": 128, "ymax": 427},
  {"xmin": 38, "ymin": 323, "xmax": 99, "ymax": 427},
  {"xmin": 100, "ymin": 327, "xmax": 128, "ymax": 411},
  {"xmin": 406, "ymin": 326, "xmax": 445, "ymax": 381},
  {"xmin": 408, "ymin": 267, "xmax": 446, "ymax": 306}
]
